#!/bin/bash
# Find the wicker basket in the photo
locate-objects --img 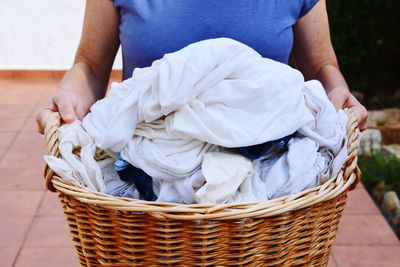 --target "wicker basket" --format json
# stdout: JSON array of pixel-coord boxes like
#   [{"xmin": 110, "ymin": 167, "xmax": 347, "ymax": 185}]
[{"xmin": 44, "ymin": 109, "xmax": 361, "ymax": 267}]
